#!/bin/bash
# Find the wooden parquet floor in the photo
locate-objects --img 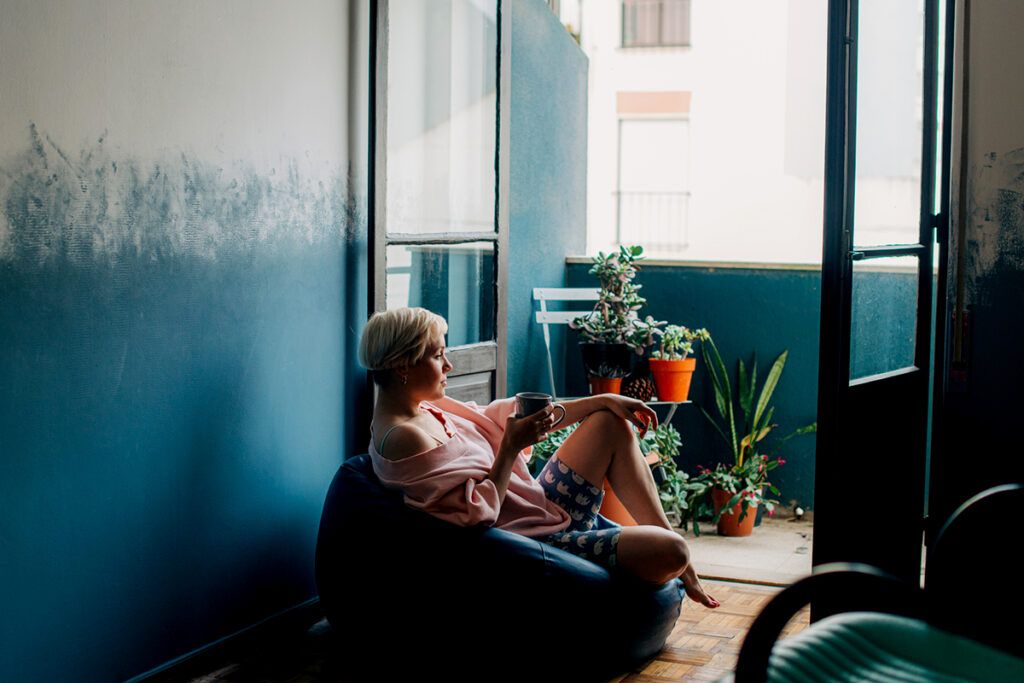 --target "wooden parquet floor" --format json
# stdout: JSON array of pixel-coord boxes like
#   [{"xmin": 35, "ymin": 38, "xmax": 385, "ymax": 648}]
[
  {"xmin": 601, "ymin": 580, "xmax": 810, "ymax": 682},
  {"xmin": 169, "ymin": 580, "xmax": 808, "ymax": 683}
]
